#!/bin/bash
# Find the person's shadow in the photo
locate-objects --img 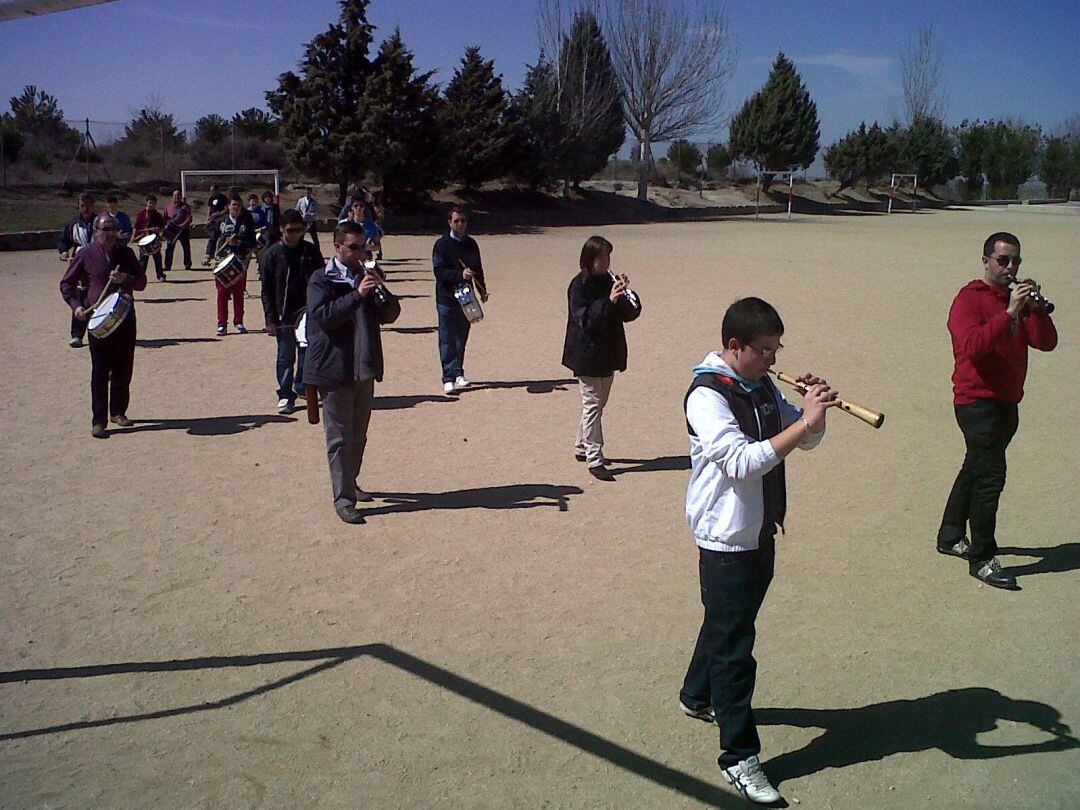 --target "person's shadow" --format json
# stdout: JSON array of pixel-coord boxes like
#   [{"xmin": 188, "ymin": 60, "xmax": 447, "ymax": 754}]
[
  {"xmin": 758, "ymin": 688, "xmax": 1078, "ymax": 787},
  {"xmin": 359, "ymin": 484, "xmax": 584, "ymax": 518},
  {"xmin": 120, "ymin": 414, "xmax": 295, "ymax": 436},
  {"xmin": 461, "ymin": 379, "xmax": 577, "ymax": 394},
  {"xmin": 997, "ymin": 543, "xmax": 1080, "ymax": 580},
  {"xmin": 607, "ymin": 456, "xmax": 690, "ymax": 476}
]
